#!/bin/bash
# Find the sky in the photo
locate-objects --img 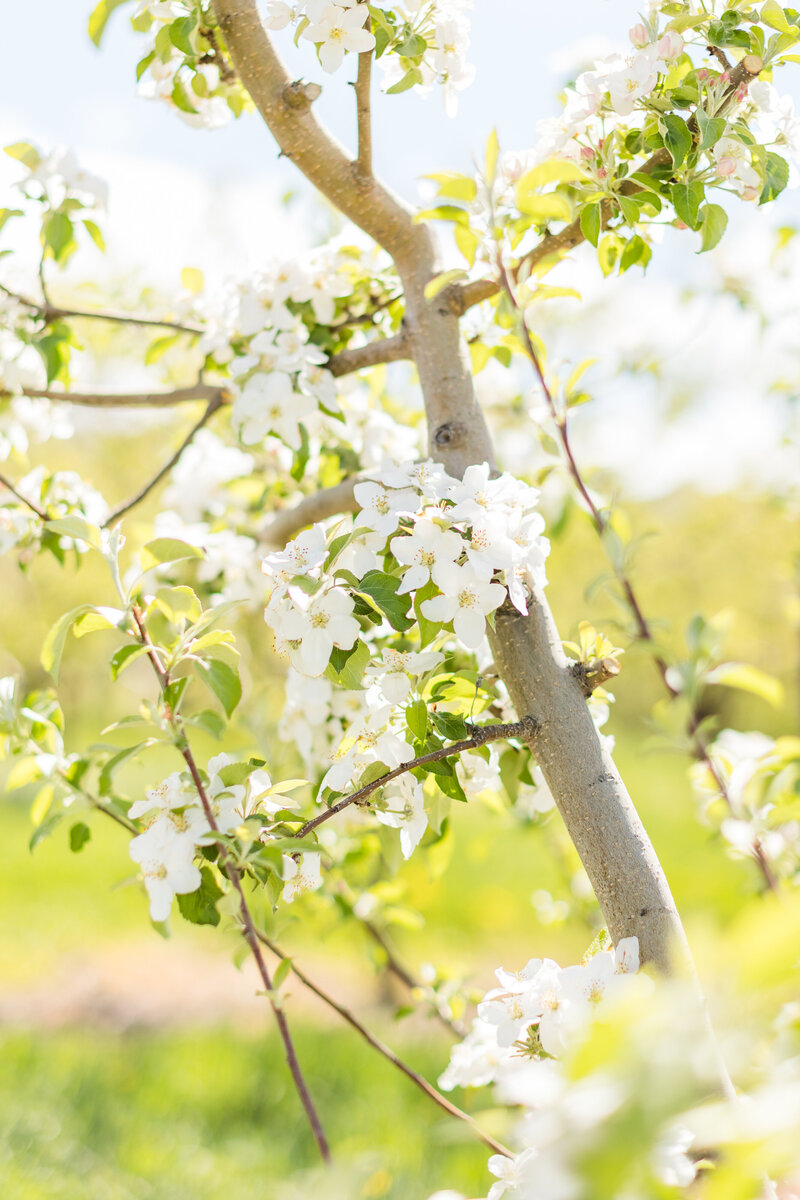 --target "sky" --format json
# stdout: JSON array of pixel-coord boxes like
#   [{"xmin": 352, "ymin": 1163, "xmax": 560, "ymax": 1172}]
[{"xmin": 1, "ymin": 1, "xmax": 799, "ymax": 497}]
